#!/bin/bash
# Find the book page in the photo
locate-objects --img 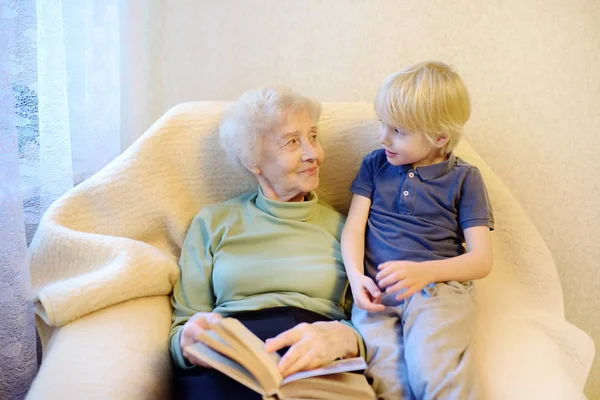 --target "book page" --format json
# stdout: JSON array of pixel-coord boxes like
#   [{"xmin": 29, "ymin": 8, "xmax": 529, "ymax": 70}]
[
  {"xmin": 281, "ymin": 357, "xmax": 367, "ymax": 385},
  {"xmin": 197, "ymin": 328, "xmax": 277, "ymax": 392},
  {"xmin": 195, "ymin": 329, "xmax": 236, "ymax": 360},
  {"xmin": 219, "ymin": 318, "xmax": 282, "ymax": 385},
  {"xmin": 280, "ymin": 372, "xmax": 376, "ymax": 400},
  {"xmin": 184, "ymin": 342, "xmax": 264, "ymax": 395}
]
